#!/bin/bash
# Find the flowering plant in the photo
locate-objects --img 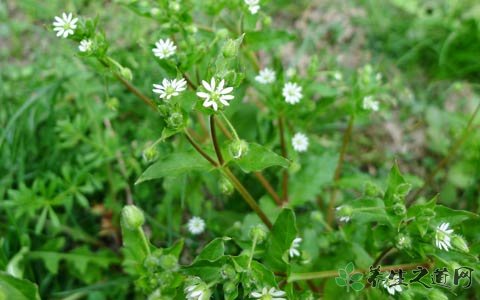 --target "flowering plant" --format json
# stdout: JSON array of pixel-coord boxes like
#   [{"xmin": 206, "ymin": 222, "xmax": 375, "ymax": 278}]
[{"xmin": 1, "ymin": 0, "xmax": 480, "ymax": 299}]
